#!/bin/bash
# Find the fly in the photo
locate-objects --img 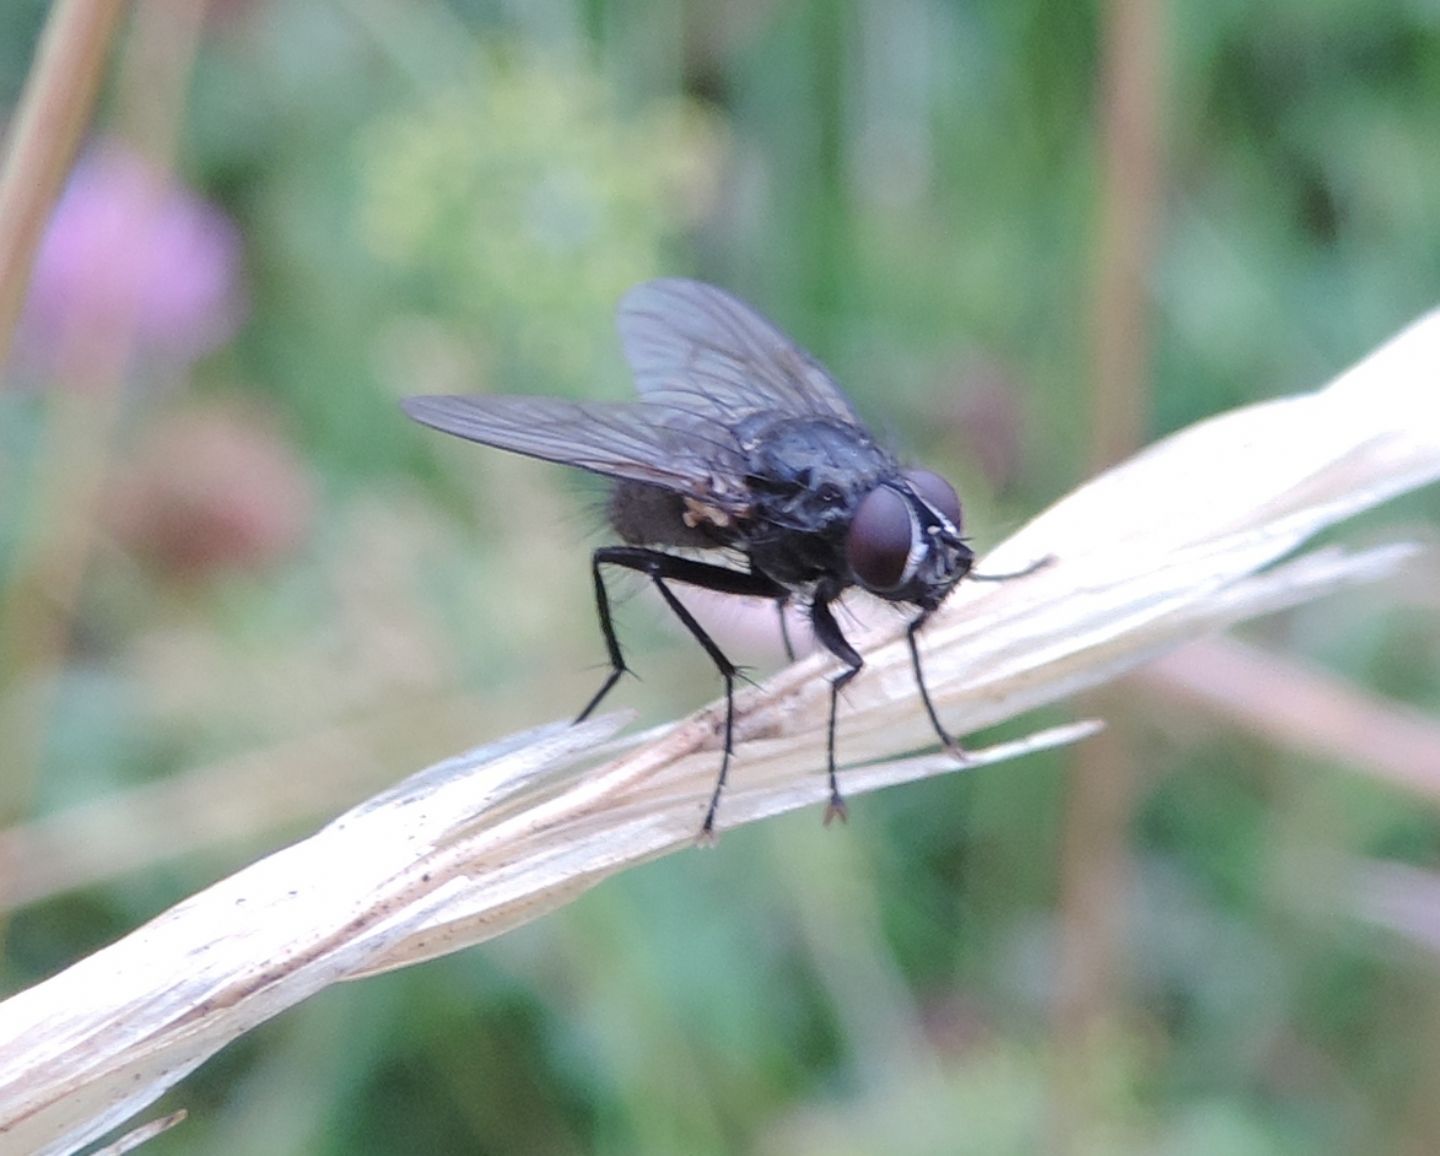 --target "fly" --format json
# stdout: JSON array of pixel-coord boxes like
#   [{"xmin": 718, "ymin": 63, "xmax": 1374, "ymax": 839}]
[{"xmin": 403, "ymin": 279, "xmax": 1040, "ymax": 837}]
